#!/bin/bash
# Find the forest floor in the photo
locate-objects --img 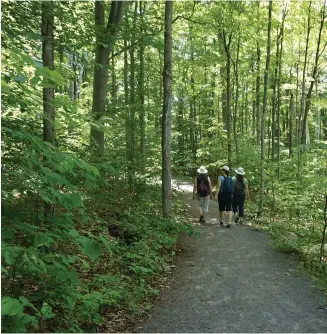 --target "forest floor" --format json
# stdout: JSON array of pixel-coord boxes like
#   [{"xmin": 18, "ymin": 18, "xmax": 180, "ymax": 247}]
[{"xmin": 137, "ymin": 181, "xmax": 327, "ymax": 333}]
